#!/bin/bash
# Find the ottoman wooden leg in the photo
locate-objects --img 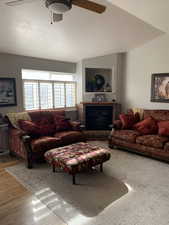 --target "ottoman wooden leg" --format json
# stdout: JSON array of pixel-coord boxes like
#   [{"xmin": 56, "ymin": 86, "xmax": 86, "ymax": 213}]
[
  {"xmin": 72, "ymin": 174, "xmax": 76, "ymax": 185},
  {"xmin": 52, "ymin": 164, "xmax": 55, "ymax": 173},
  {"xmin": 100, "ymin": 163, "xmax": 103, "ymax": 172}
]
